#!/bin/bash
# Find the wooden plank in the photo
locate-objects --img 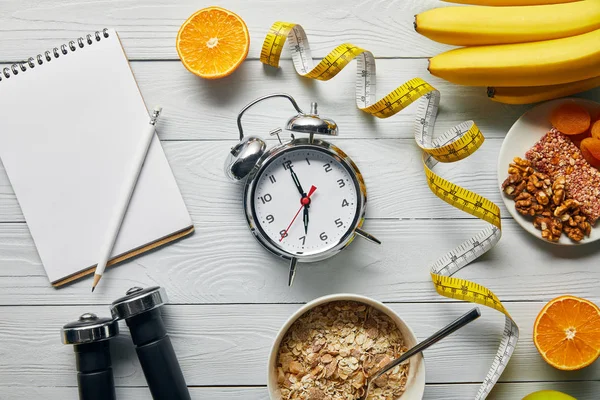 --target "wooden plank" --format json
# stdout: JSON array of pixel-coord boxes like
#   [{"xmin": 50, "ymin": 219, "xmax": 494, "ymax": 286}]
[
  {"xmin": 0, "ymin": 0, "xmax": 455, "ymax": 61},
  {"xmin": 0, "ymin": 137, "xmax": 530, "ymax": 222},
  {"xmin": 0, "ymin": 57, "xmax": 546, "ymax": 221},
  {"xmin": 4, "ymin": 57, "xmax": 598, "ymax": 142},
  {"xmin": 0, "ymin": 303, "xmax": 599, "ymax": 388},
  {"xmin": 130, "ymin": 59, "xmax": 541, "ymax": 141},
  {"xmin": 2, "ymin": 59, "xmax": 548, "ymax": 141},
  {"xmin": 1, "ymin": 1, "xmax": 597, "ymax": 397},
  {"xmin": 0, "ymin": 60, "xmax": 597, "ymax": 222},
  {"xmin": 0, "ymin": 218, "xmax": 598, "ymax": 304},
  {"xmin": 2, "ymin": 382, "xmax": 598, "ymax": 400}
]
